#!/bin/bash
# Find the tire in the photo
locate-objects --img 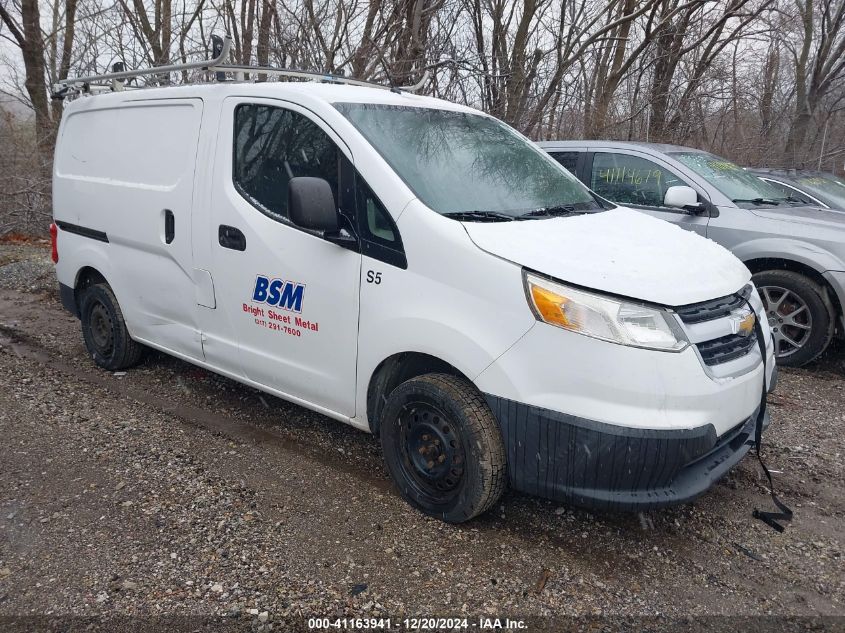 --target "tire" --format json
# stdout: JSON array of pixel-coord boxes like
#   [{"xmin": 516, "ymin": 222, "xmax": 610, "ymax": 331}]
[
  {"xmin": 79, "ymin": 282, "xmax": 144, "ymax": 371},
  {"xmin": 379, "ymin": 373, "xmax": 506, "ymax": 523},
  {"xmin": 753, "ymin": 270, "xmax": 834, "ymax": 367}
]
